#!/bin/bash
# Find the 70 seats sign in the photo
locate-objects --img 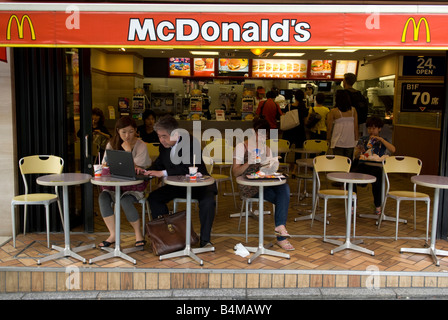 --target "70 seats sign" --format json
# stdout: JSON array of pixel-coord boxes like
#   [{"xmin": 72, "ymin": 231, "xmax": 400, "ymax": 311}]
[{"xmin": 400, "ymin": 83, "xmax": 444, "ymax": 112}]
